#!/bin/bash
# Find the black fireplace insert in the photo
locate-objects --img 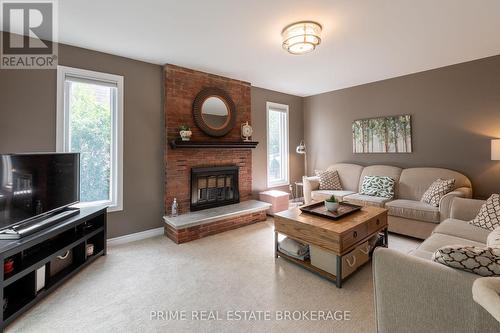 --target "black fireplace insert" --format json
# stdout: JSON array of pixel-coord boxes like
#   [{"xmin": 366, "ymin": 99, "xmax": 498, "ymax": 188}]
[{"xmin": 190, "ymin": 166, "xmax": 240, "ymax": 211}]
